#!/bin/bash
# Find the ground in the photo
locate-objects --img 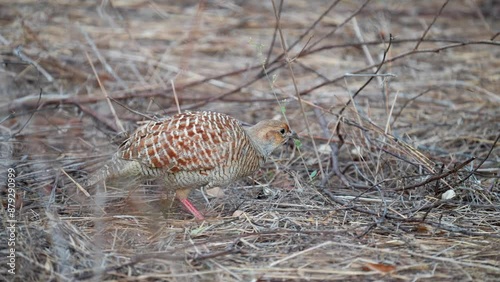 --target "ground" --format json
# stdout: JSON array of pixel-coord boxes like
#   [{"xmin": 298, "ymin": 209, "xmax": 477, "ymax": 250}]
[{"xmin": 0, "ymin": 0, "xmax": 499, "ymax": 281}]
